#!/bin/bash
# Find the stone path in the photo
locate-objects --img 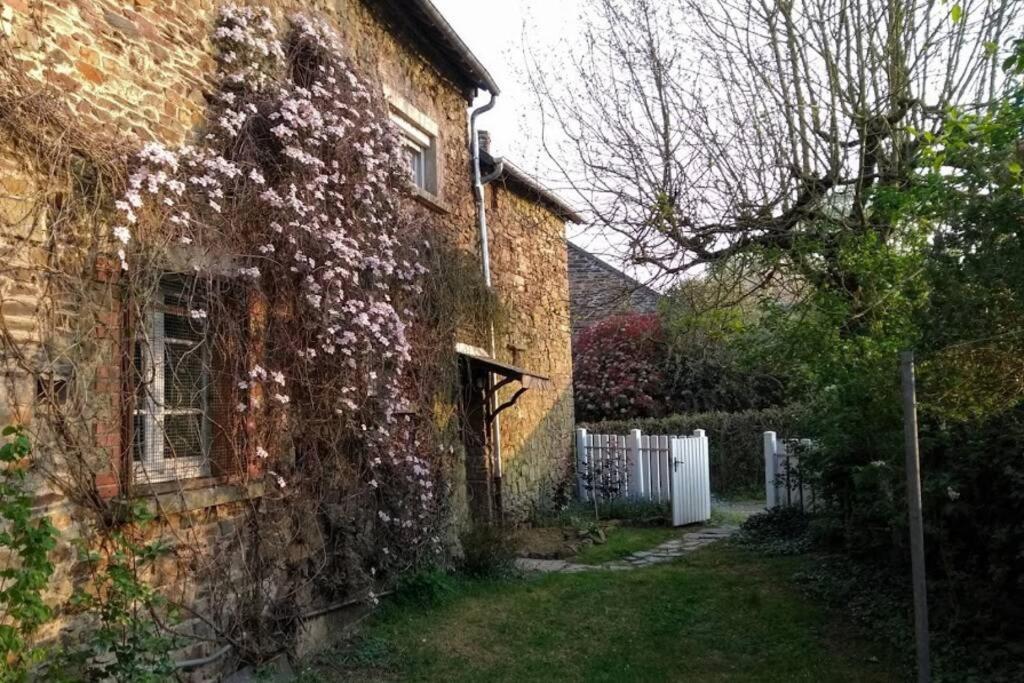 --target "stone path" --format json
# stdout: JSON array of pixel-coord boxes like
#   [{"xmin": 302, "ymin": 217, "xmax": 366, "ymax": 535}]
[{"xmin": 514, "ymin": 526, "xmax": 736, "ymax": 574}]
